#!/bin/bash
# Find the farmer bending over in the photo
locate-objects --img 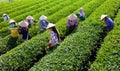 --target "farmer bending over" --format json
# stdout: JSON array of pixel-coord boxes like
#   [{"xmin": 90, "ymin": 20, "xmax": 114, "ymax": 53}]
[
  {"xmin": 9, "ymin": 19, "xmax": 19, "ymax": 38},
  {"xmin": 40, "ymin": 15, "xmax": 49, "ymax": 31},
  {"xmin": 26, "ymin": 15, "xmax": 34, "ymax": 28},
  {"xmin": 67, "ymin": 14, "xmax": 78, "ymax": 33},
  {"xmin": 76, "ymin": 8, "xmax": 85, "ymax": 20},
  {"xmin": 3, "ymin": 13, "xmax": 10, "ymax": 21},
  {"xmin": 46, "ymin": 23, "xmax": 61, "ymax": 53},
  {"xmin": 18, "ymin": 21, "xmax": 31, "ymax": 42},
  {"xmin": 100, "ymin": 14, "xmax": 114, "ymax": 32}
]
